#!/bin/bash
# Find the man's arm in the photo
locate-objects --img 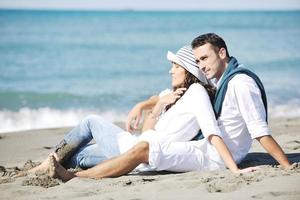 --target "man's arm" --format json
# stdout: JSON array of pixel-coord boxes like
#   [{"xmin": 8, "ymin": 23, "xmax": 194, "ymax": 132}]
[
  {"xmin": 232, "ymin": 76, "xmax": 292, "ymax": 169},
  {"xmin": 125, "ymin": 95, "xmax": 159, "ymax": 132},
  {"xmin": 256, "ymin": 135, "xmax": 292, "ymax": 169}
]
